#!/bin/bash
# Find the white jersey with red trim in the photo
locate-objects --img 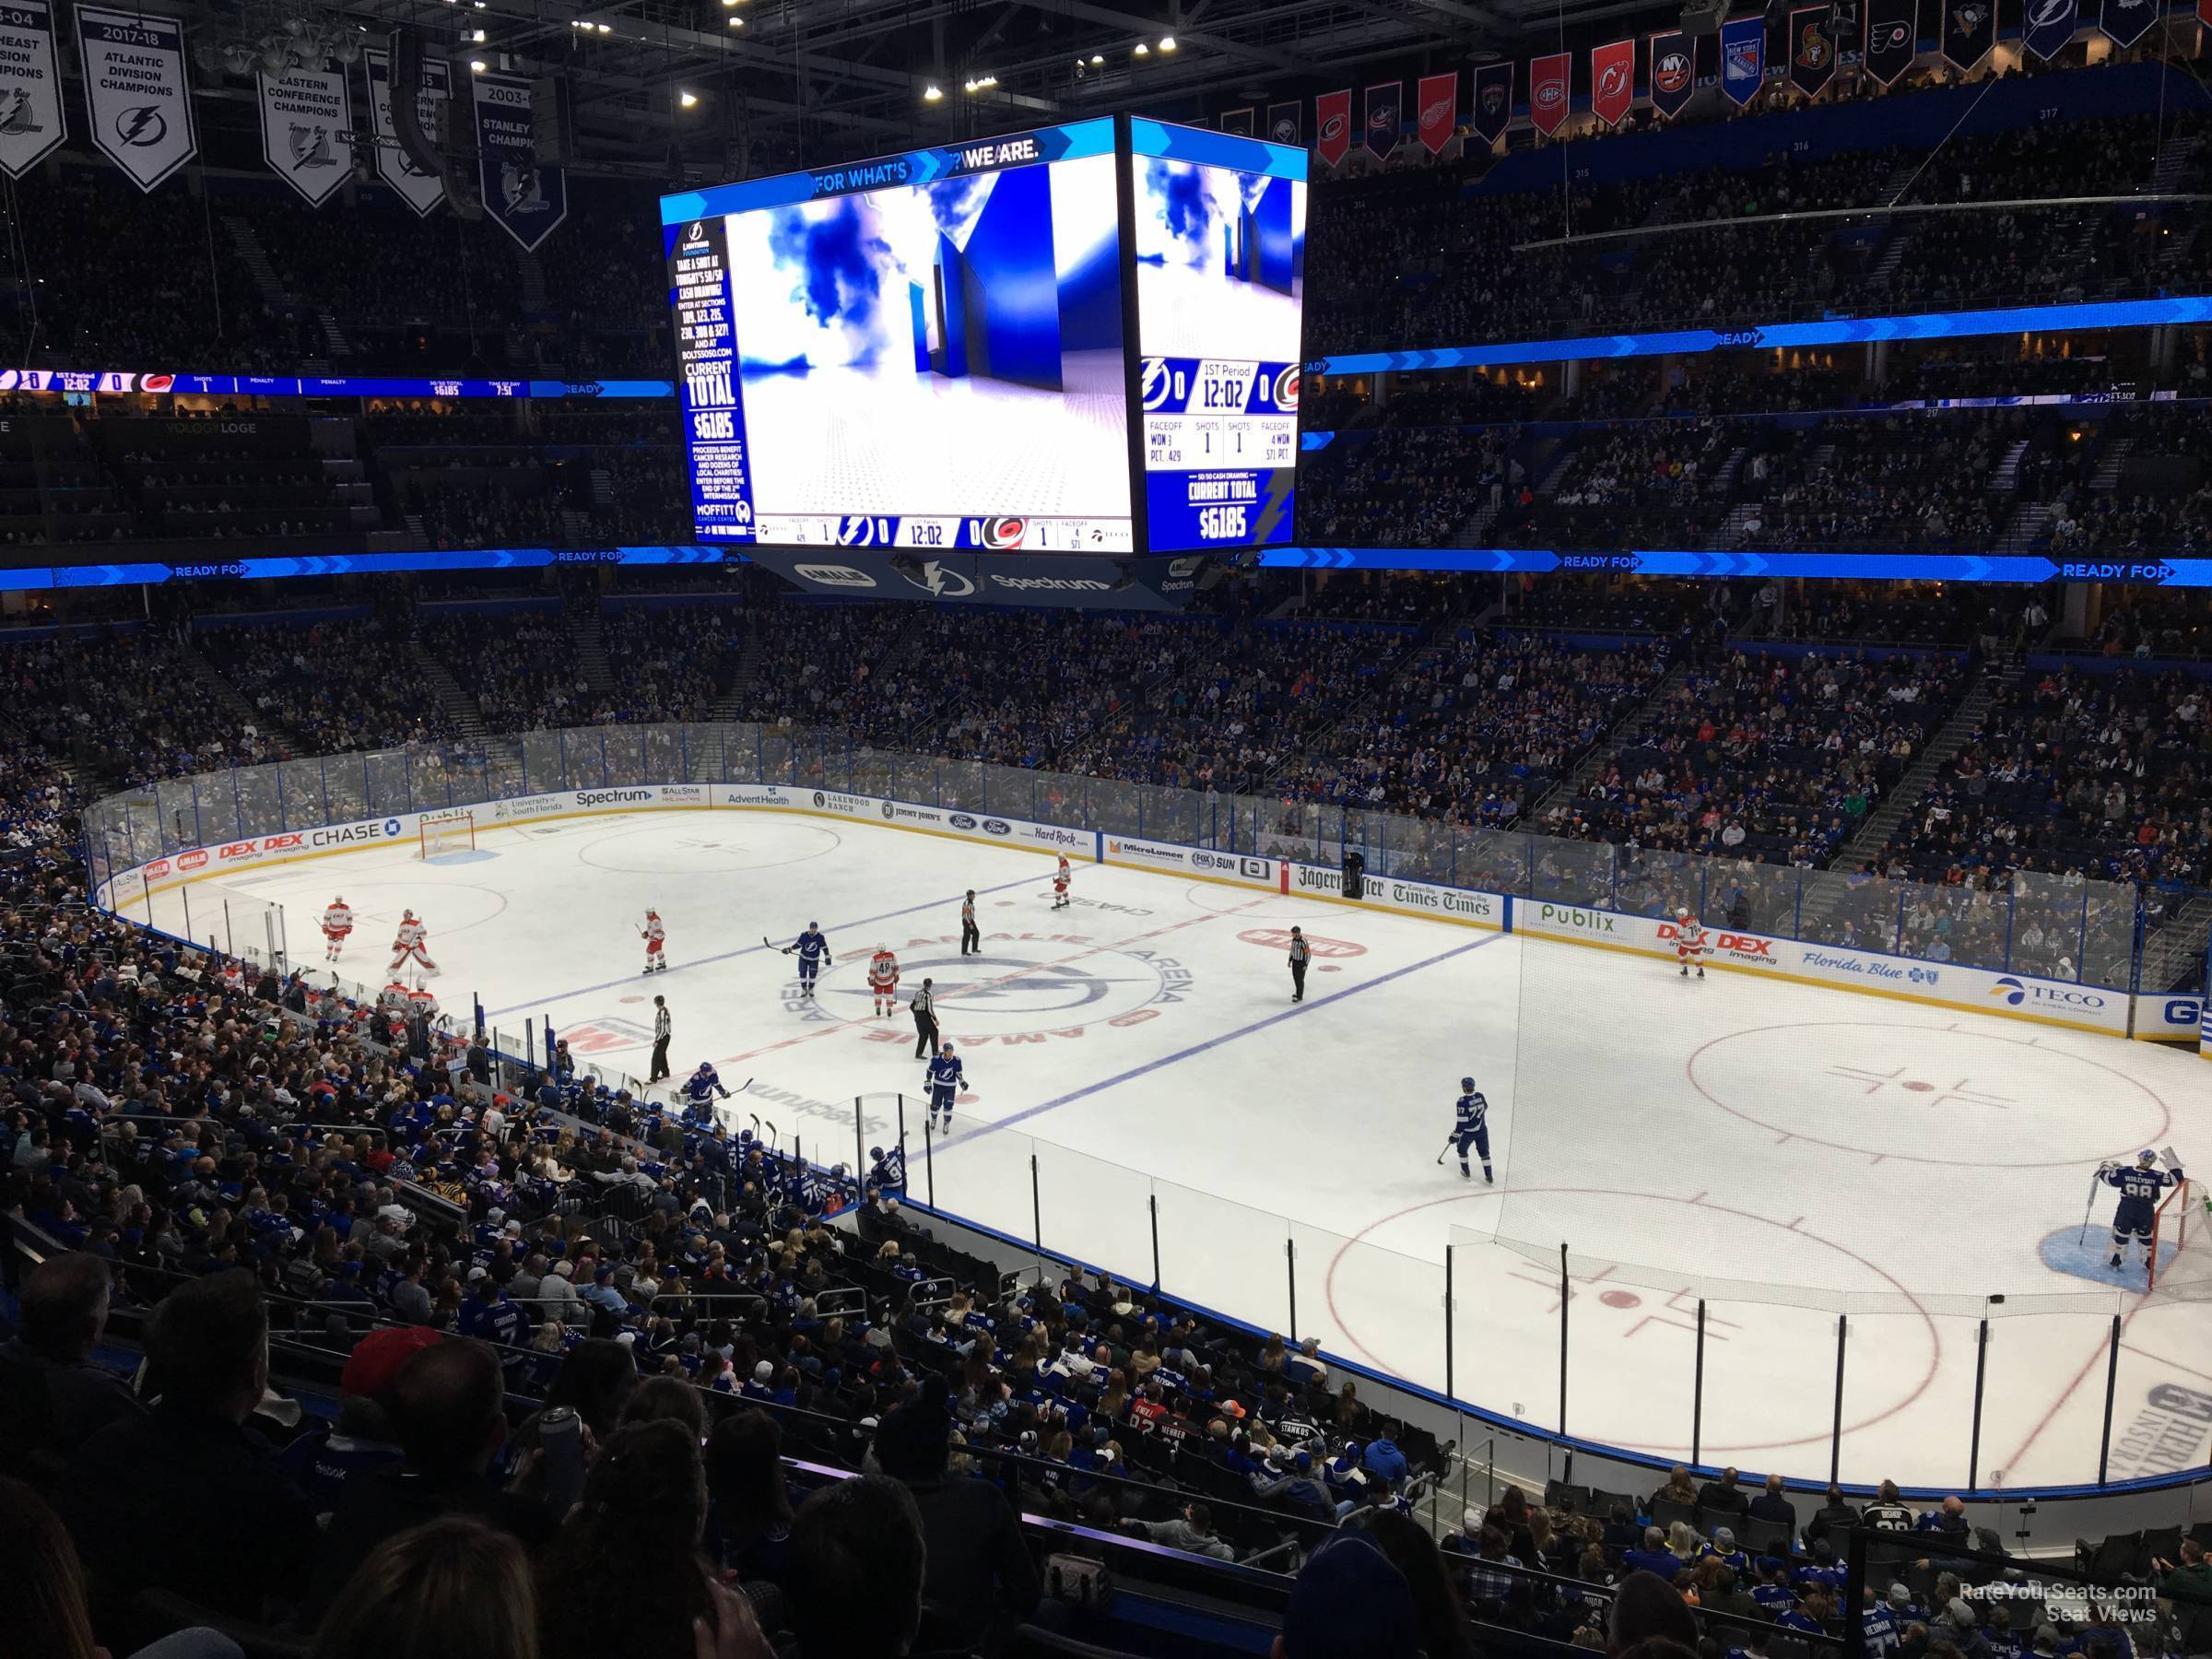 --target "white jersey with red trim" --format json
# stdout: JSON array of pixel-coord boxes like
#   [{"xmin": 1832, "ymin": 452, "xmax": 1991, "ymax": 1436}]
[
  {"xmin": 641, "ymin": 916, "xmax": 665, "ymax": 947},
  {"xmin": 321, "ymin": 903, "xmax": 354, "ymax": 939},
  {"xmin": 407, "ymin": 986, "xmax": 440, "ymax": 1019},
  {"xmin": 392, "ymin": 918, "xmax": 428, "ymax": 951},
  {"xmin": 867, "ymin": 948, "xmax": 900, "ymax": 991},
  {"xmin": 380, "ymin": 981, "xmax": 411, "ymax": 1013},
  {"xmin": 1674, "ymin": 919, "xmax": 1709, "ymax": 958}
]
